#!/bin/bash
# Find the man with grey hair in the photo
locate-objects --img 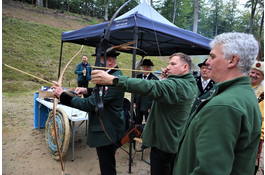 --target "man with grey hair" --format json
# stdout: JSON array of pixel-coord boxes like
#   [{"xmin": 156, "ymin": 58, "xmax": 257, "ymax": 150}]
[
  {"xmin": 173, "ymin": 32, "xmax": 262, "ymax": 175},
  {"xmin": 92, "ymin": 52, "xmax": 197, "ymax": 175}
]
